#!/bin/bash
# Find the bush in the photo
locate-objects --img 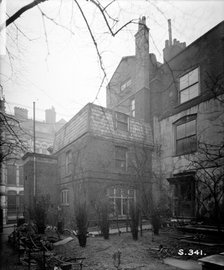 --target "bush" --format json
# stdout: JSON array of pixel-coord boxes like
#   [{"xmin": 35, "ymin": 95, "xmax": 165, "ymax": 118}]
[
  {"xmin": 98, "ymin": 203, "xmax": 110, "ymax": 239},
  {"xmin": 75, "ymin": 203, "xmax": 88, "ymax": 247},
  {"xmin": 130, "ymin": 204, "xmax": 139, "ymax": 240},
  {"xmin": 151, "ymin": 209, "xmax": 161, "ymax": 235},
  {"xmin": 32, "ymin": 195, "xmax": 50, "ymax": 234}
]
